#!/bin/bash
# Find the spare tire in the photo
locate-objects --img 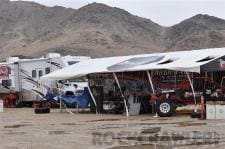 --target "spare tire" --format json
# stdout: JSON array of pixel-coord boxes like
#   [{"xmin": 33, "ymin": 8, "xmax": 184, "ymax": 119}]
[
  {"xmin": 34, "ymin": 108, "xmax": 50, "ymax": 114},
  {"xmin": 156, "ymin": 99, "xmax": 175, "ymax": 117}
]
